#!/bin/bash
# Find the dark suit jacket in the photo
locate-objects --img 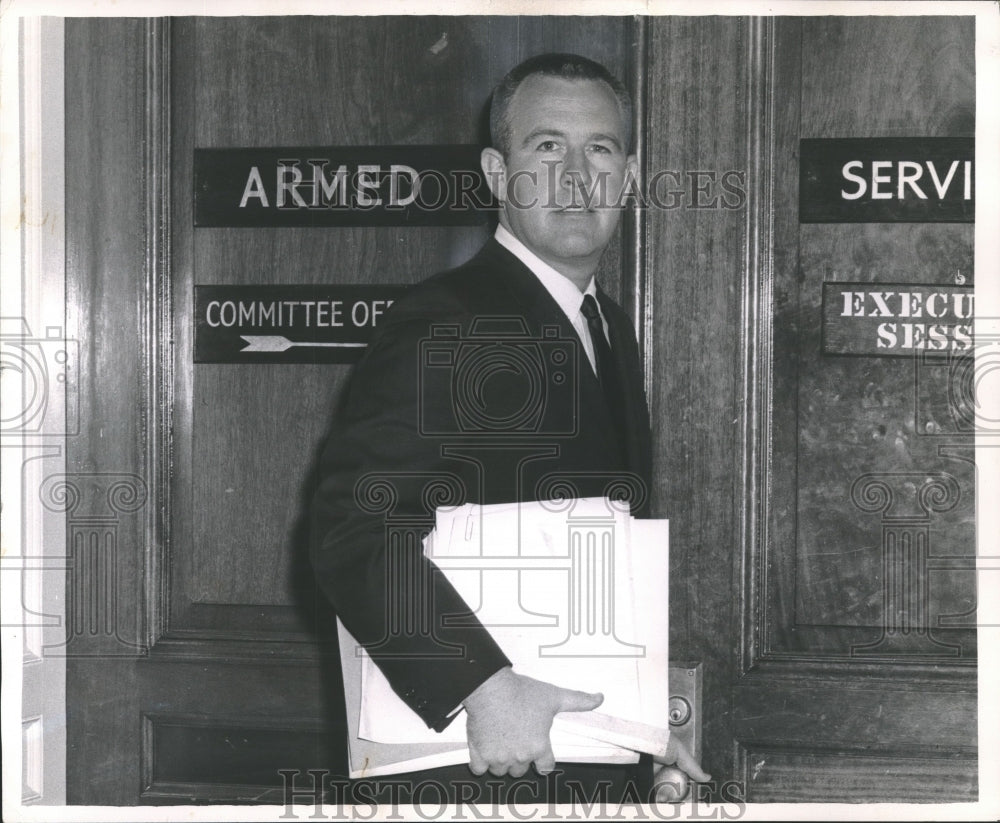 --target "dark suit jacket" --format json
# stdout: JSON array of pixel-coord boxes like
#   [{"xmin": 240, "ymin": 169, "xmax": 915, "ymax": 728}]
[{"xmin": 310, "ymin": 238, "xmax": 652, "ymax": 732}]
